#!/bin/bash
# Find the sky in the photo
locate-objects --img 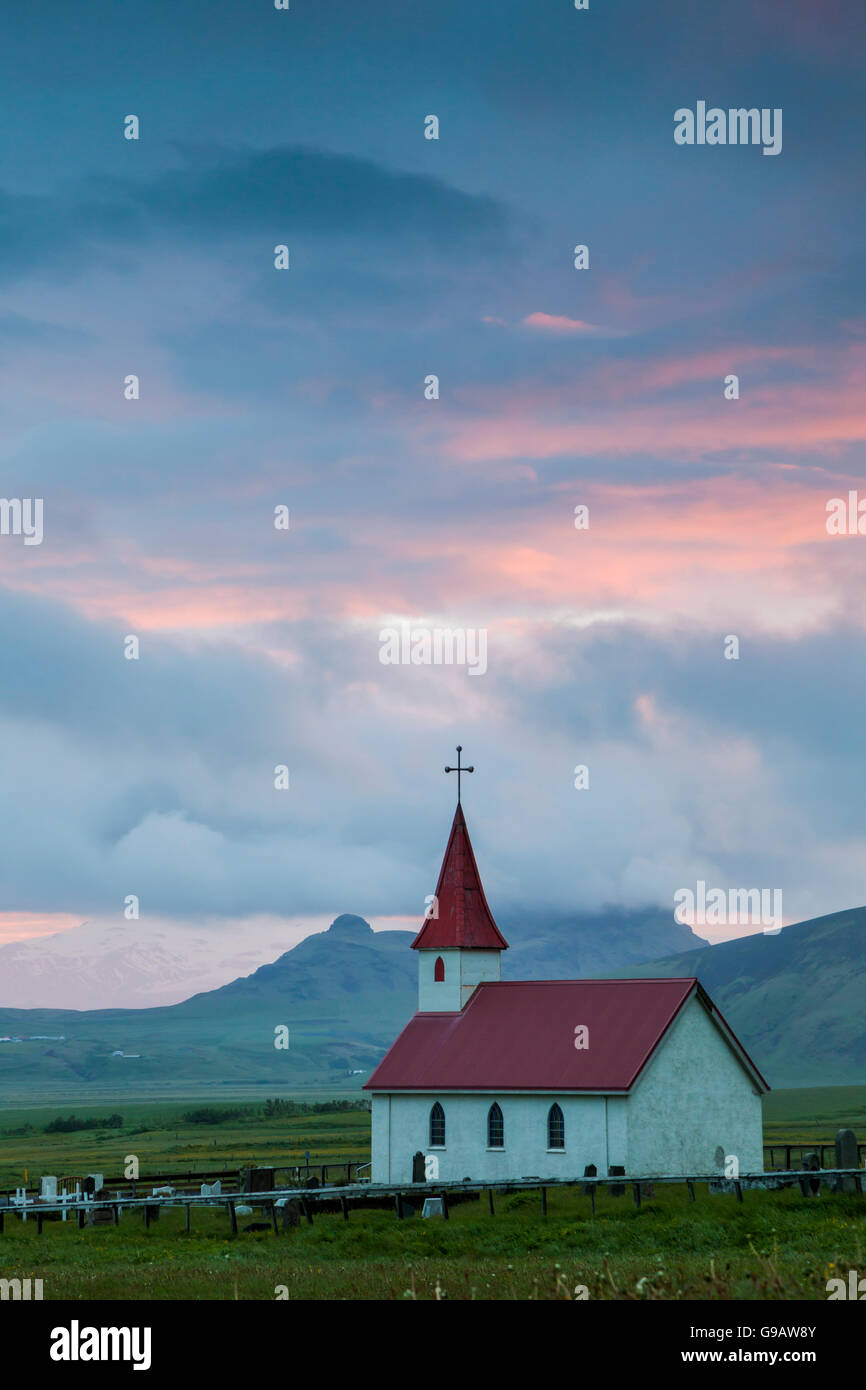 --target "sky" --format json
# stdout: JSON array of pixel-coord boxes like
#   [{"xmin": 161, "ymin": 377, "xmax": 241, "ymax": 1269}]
[{"xmin": 0, "ymin": 0, "xmax": 865, "ymax": 953}]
